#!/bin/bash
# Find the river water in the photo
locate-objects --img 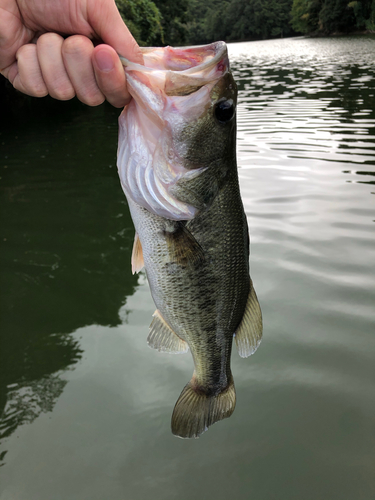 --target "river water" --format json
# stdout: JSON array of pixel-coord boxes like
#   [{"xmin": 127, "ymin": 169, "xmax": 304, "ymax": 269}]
[{"xmin": 0, "ymin": 36, "xmax": 374, "ymax": 499}]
